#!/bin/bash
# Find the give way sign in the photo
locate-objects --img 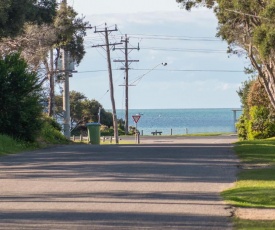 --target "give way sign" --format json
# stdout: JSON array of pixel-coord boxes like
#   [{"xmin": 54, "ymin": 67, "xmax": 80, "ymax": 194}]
[{"xmin": 132, "ymin": 115, "xmax": 141, "ymax": 124}]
